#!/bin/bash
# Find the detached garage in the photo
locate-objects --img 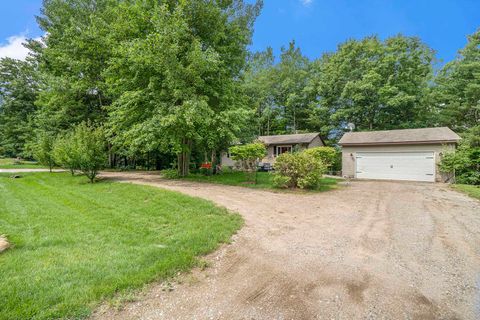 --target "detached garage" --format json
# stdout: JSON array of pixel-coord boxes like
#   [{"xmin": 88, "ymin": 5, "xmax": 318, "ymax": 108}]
[{"xmin": 339, "ymin": 127, "xmax": 461, "ymax": 182}]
